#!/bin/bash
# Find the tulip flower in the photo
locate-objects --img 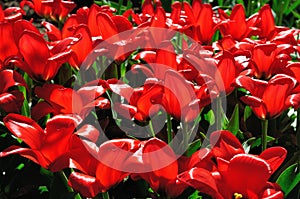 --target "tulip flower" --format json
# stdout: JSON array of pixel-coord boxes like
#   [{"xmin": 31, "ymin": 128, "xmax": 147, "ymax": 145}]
[
  {"xmin": 68, "ymin": 138, "xmax": 141, "ymax": 197},
  {"xmin": 20, "ymin": 0, "xmax": 76, "ymax": 21},
  {"xmin": 109, "ymin": 68, "xmax": 212, "ymax": 122},
  {"xmin": 217, "ymin": 4, "xmax": 259, "ymax": 41},
  {"xmin": 0, "ymin": 5, "xmax": 24, "ymax": 22},
  {"xmin": 179, "ymin": 154, "xmax": 285, "ymax": 199},
  {"xmin": 0, "ymin": 23, "xmax": 19, "ymax": 69},
  {"xmin": 214, "ymin": 51, "xmax": 245, "ymax": 94},
  {"xmin": 129, "ymin": 138, "xmax": 184, "ymax": 197},
  {"xmin": 31, "ymin": 82, "xmax": 110, "ymax": 120},
  {"xmin": 0, "ymin": 70, "xmax": 27, "ymax": 113},
  {"xmin": 210, "ymin": 130, "xmax": 287, "ymax": 172},
  {"xmin": 257, "ymin": 4, "xmax": 275, "ymax": 39},
  {"xmin": 0, "ymin": 114, "xmax": 97, "ymax": 172},
  {"xmin": 235, "ymin": 74, "xmax": 297, "ymax": 120},
  {"xmin": 178, "ymin": 130, "xmax": 287, "ymax": 199},
  {"xmin": 13, "ymin": 30, "xmax": 75, "ymax": 81},
  {"xmin": 108, "ymin": 78, "xmax": 163, "ymax": 122},
  {"xmin": 248, "ymin": 43, "xmax": 291, "ymax": 79},
  {"xmin": 182, "ymin": 1, "xmax": 217, "ymax": 44}
]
